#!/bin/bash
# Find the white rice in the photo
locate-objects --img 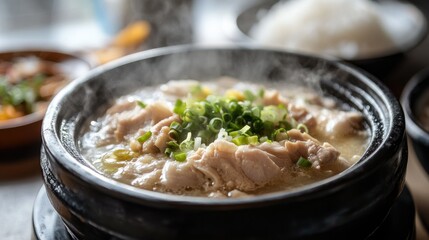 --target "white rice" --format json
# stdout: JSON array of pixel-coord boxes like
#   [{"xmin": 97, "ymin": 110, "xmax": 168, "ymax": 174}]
[{"xmin": 250, "ymin": 0, "xmax": 397, "ymax": 59}]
